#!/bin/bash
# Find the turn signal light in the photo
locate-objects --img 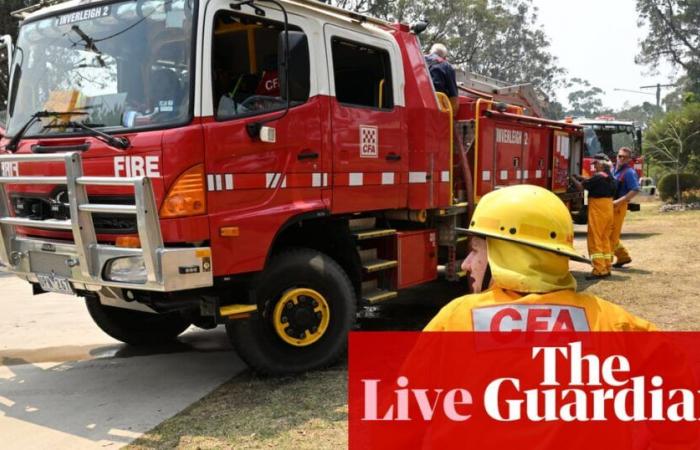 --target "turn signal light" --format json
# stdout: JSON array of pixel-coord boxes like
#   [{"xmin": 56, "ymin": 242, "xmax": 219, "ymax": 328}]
[
  {"xmin": 159, "ymin": 164, "xmax": 207, "ymax": 219},
  {"xmin": 116, "ymin": 236, "xmax": 141, "ymax": 248}
]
